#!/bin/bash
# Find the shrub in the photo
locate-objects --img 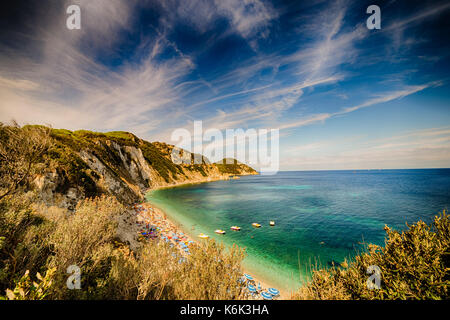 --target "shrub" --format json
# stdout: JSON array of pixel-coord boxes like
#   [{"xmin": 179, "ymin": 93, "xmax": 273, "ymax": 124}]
[
  {"xmin": 293, "ymin": 211, "xmax": 450, "ymax": 300},
  {"xmin": 0, "ymin": 122, "xmax": 52, "ymax": 200},
  {"xmin": 105, "ymin": 239, "xmax": 247, "ymax": 300},
  {"xmin": 0, "ymin": 194, "xmax": 53, "ymax": 293},
  {"xmin": 3, "ymin": 268, "xmax": 55, "ymax": 300},
  {"xmin": 171, "ymin": 241, "xmax": 247, "ymax": 300},
  {"xmin": 45, "ymin": 196, "xmax": 123, "ymax": 299}
]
